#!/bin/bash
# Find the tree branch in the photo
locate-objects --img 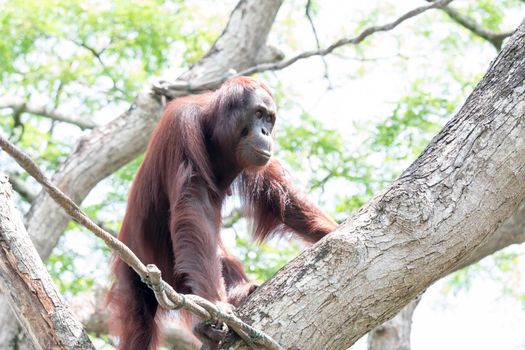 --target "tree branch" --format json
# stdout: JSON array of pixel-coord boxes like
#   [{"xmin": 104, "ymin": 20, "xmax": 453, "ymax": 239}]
[
  {"xmin": 0, "ymin": 174, "xmax": 94, "ymax": 350},
  {"xmin": 6, "ymin": 172, "xmax": 37, "ymax": 202},
  {"xmin": 441, "ymin": 5, "xmax": 514, "ymax": 50},
  {"xmin": 305, "ymin": 0, "xmax": 331, "ymax": 85},
  {"xmin": 367, "ymin": 198, "xmax": 525, "ymax": 350},
  {"xmin": 367, "ymin": 297, "xmax": 421, "ymax": 350},
  {"xmin": 154, "ymin": 0, "xmax": 455, "ymax": 98},
  {"xmin": 0, "ymin": 96, "xmax": 97, "ymax": 130}
]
